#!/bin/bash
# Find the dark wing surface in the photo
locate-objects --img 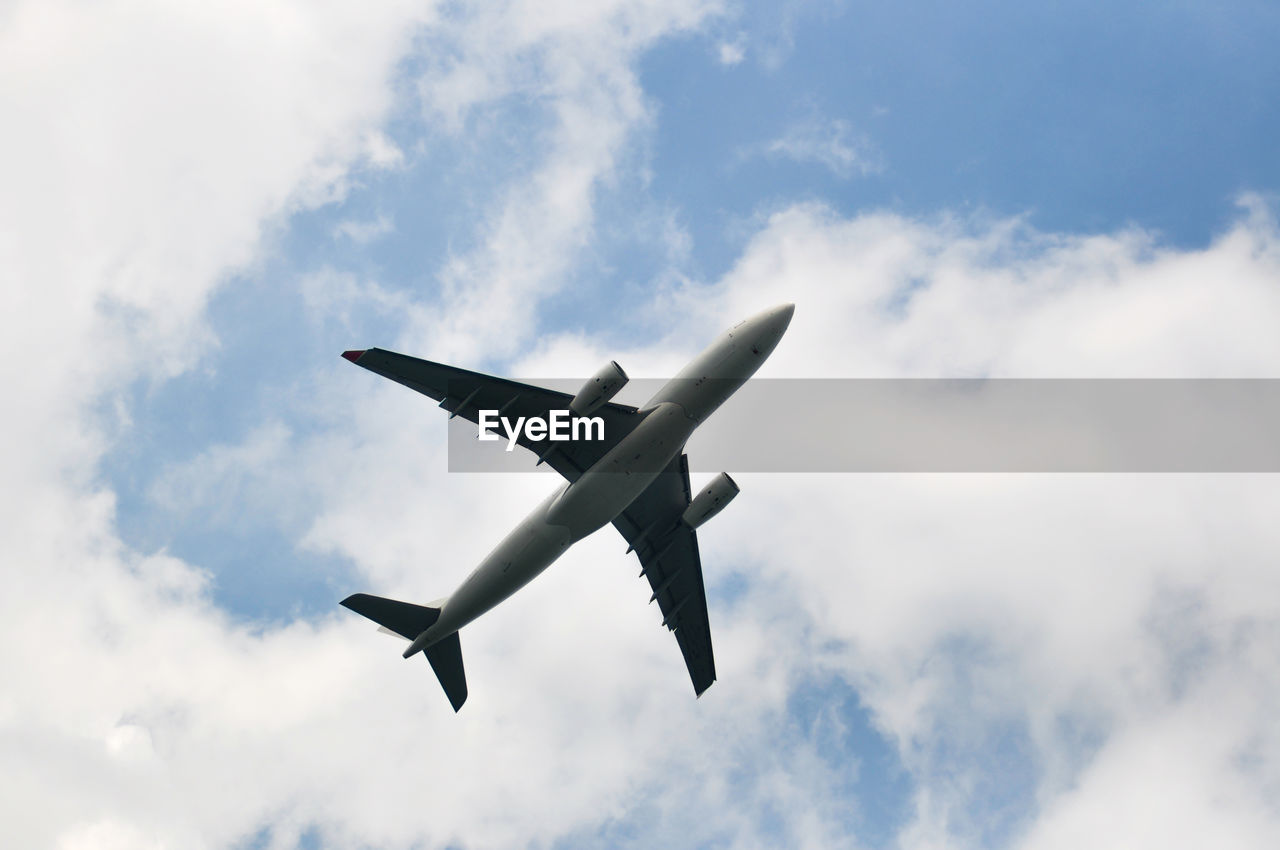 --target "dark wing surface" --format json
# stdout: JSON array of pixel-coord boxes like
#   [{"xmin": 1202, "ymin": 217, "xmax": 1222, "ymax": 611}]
[
  {"xmin": 343, "ymin": 348, "xmax": 642, "ymax": 483},
  {"xmin": 612, "ymin": 453, "xmax": 716, "ymax": 696}
]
